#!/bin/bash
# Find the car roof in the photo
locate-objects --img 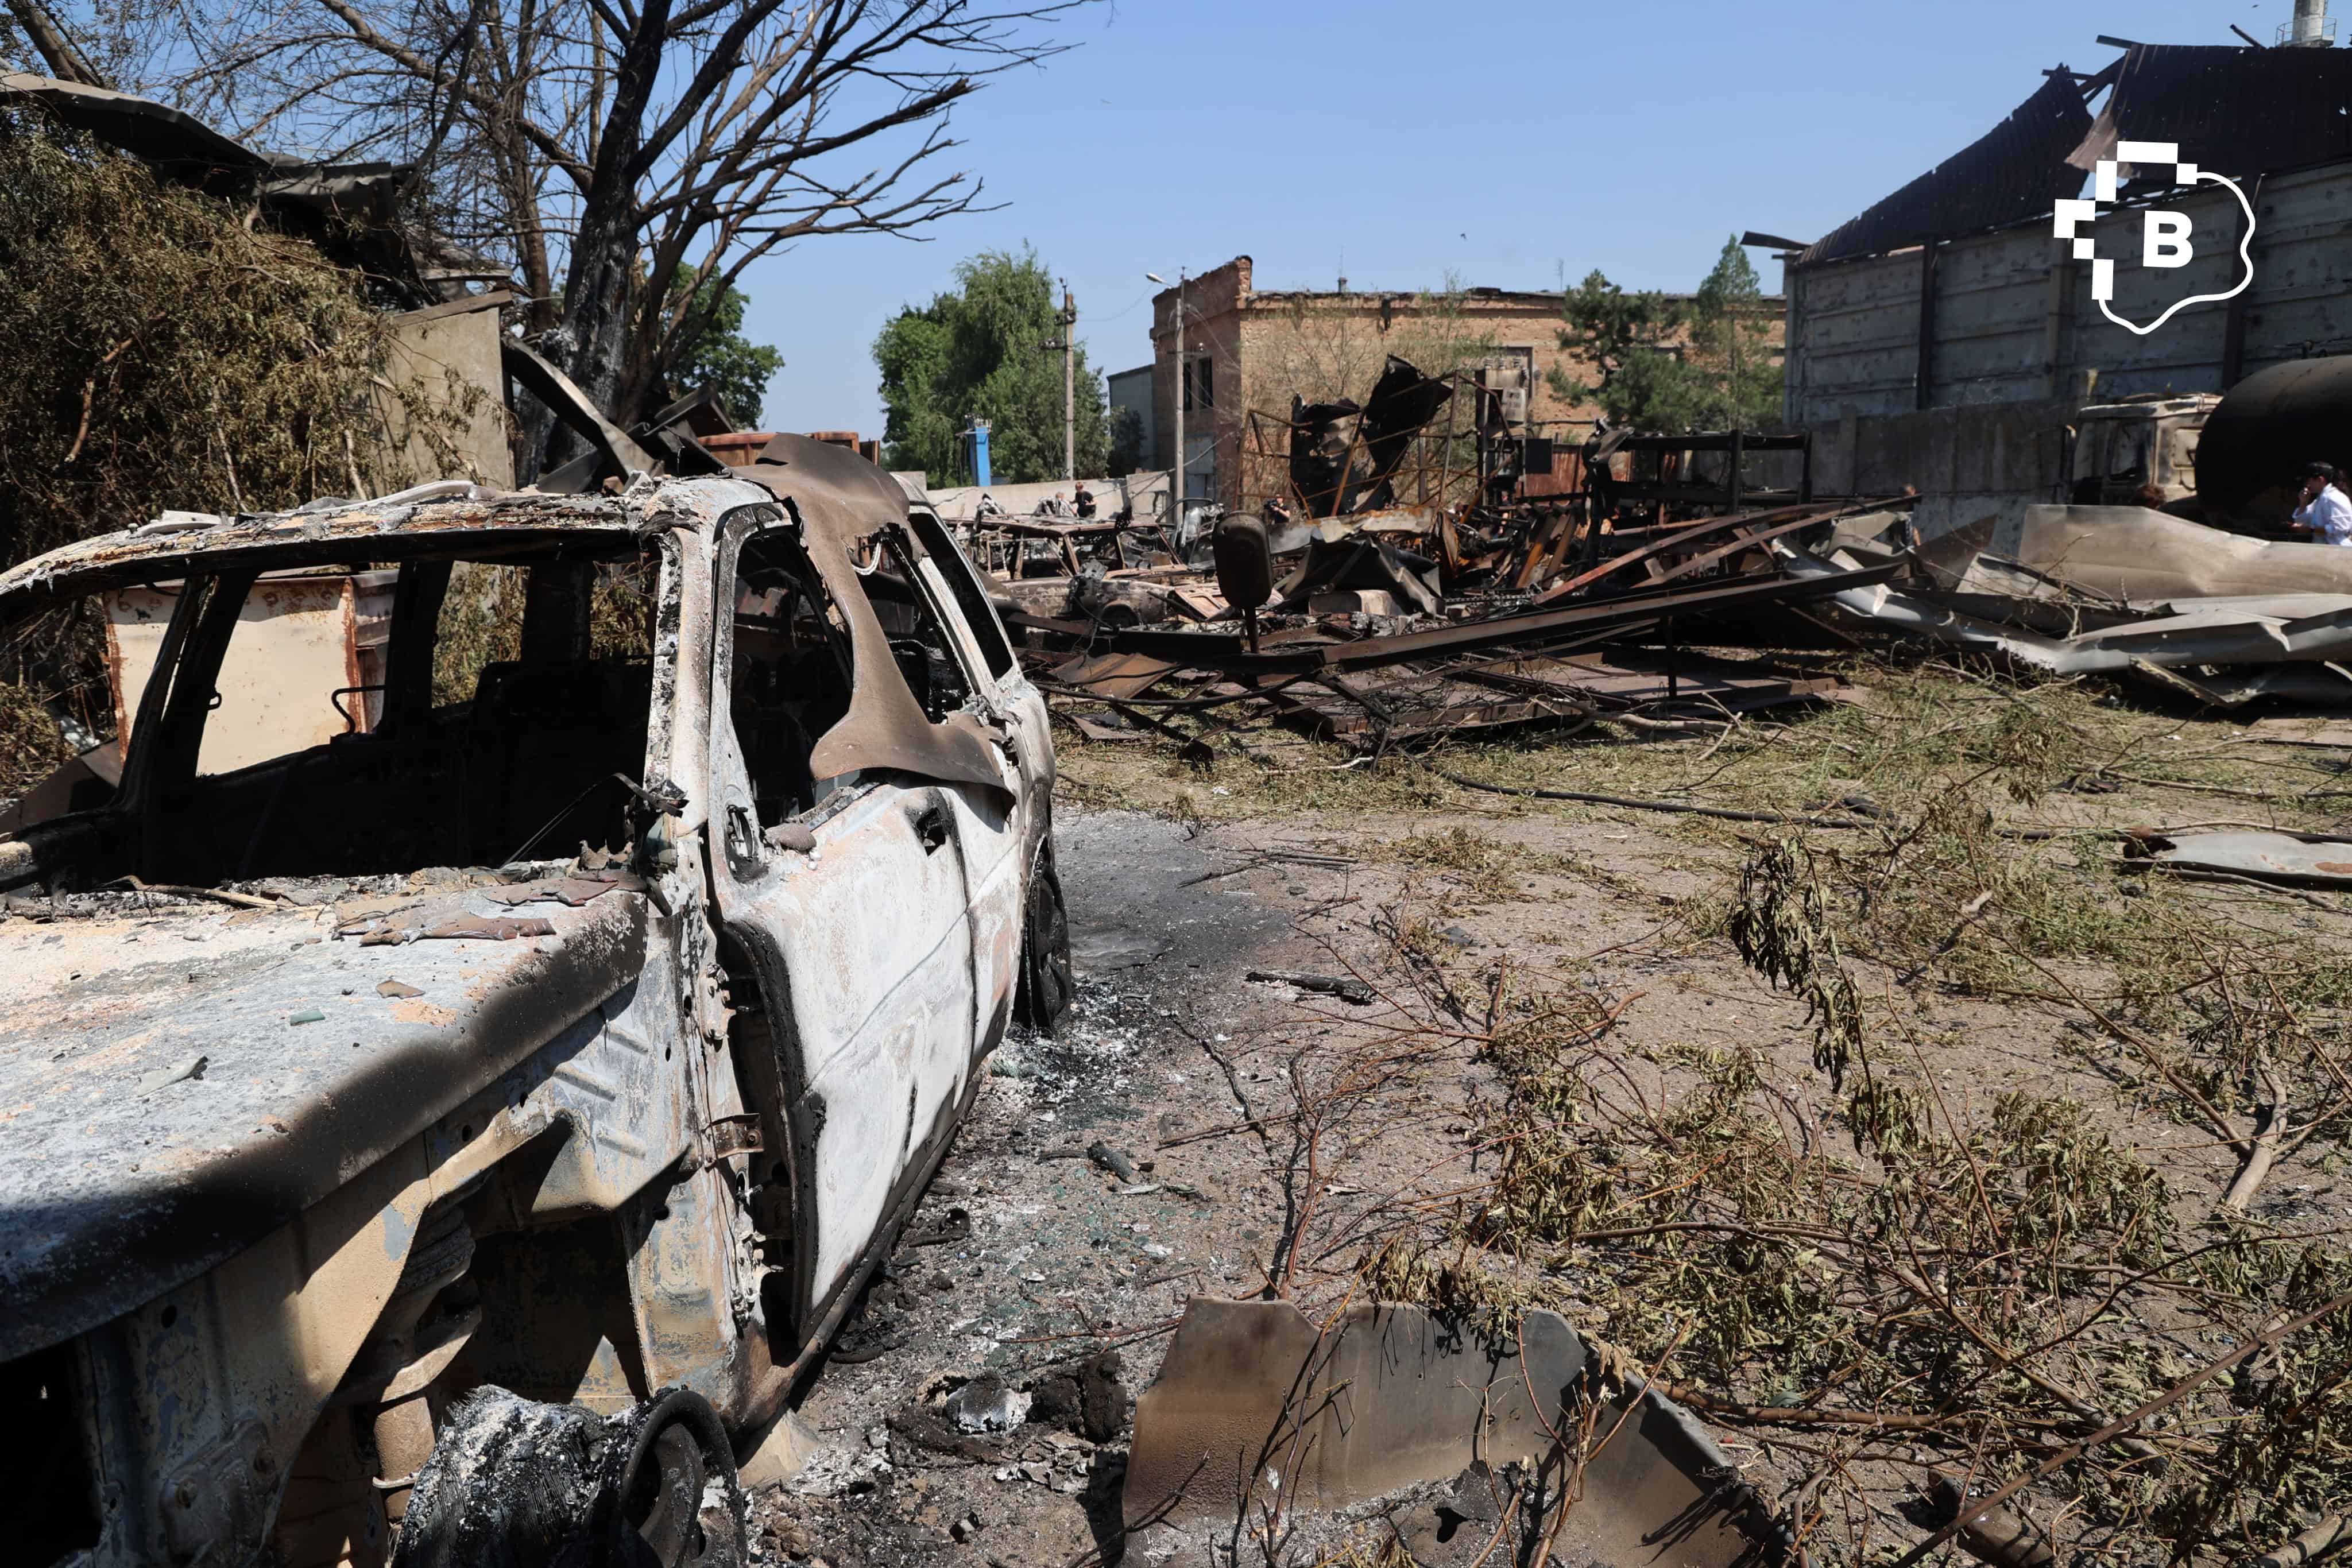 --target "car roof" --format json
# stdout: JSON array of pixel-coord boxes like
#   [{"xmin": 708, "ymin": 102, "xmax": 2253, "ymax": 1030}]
[
  {"xmin": 0, "ymin": 436, "xmax": 935, "ymax": 626},
  {"xmin": 0, "ymin": 486, "xmax": 648, "ymax": 628}
]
